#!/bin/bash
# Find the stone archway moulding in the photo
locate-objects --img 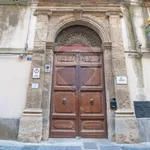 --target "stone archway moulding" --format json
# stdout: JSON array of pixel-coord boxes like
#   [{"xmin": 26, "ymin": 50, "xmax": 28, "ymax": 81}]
[{"xmin": 51, "ymin": 16, "xmax": 111, "ymax": 43}]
